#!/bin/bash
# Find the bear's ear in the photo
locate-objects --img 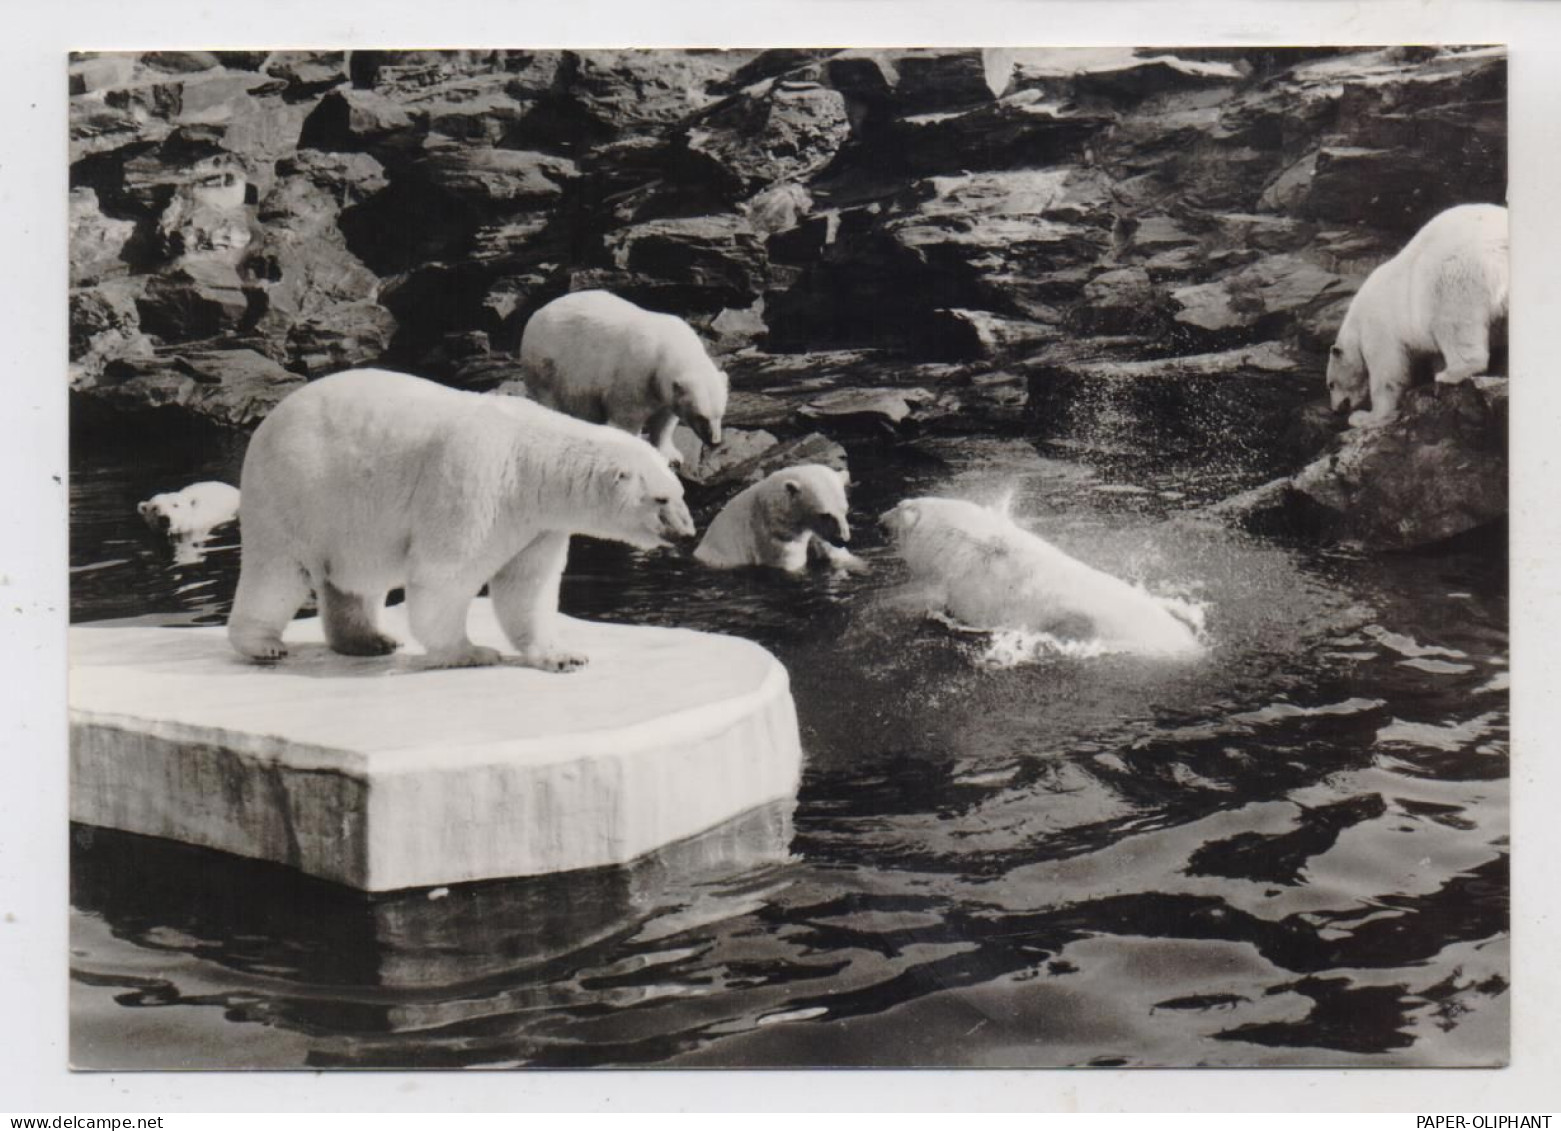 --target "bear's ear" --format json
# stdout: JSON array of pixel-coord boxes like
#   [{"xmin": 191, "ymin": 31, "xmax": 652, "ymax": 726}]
[
  {"xmin": 615, "ymin": 468, "xmax": 634, "ymax": 484},
  {"xmin": 899, "ymin": 504, "xmax": 921, "ymax": 529},
  {"xmin": 784, "ymin": 480, "xmax": 802, "ymax": 496},
  {"xmin": 136, "ymin": 501, "xmax": 150, "ymax": 516}
]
